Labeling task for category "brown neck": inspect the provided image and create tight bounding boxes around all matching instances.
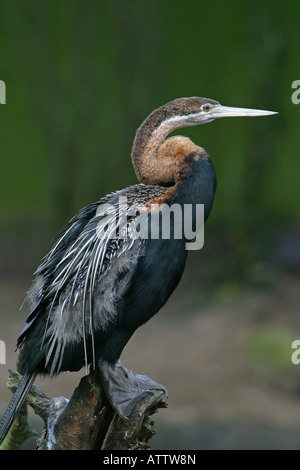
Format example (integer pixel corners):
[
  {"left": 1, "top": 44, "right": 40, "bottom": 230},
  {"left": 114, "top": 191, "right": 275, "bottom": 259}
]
[{"left": 131, "top": 110, "right": 201, "bottom": 186}]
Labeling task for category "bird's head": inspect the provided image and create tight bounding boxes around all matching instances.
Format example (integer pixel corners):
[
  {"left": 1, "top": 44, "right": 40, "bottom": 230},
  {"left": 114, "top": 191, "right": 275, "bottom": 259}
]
[{"left": 158, "top": 97, "right": 277, "bottom": 127}]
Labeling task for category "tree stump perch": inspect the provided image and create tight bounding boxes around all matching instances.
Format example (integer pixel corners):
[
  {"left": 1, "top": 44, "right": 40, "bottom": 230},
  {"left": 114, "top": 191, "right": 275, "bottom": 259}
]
[{"left": 0, "top": 369, "right": 167, "bottom": 450}]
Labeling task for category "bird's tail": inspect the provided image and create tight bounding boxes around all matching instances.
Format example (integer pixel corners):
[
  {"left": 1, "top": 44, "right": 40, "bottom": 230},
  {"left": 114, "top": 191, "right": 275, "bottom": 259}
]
[{"left": 0, "top": 371, "right": 37, "bottom": 445}]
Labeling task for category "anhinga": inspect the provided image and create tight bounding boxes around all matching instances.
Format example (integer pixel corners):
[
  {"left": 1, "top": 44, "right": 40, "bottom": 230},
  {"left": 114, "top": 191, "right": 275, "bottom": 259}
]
[{"left": 0, "top": 97, "right": 276, "bottom": 444}]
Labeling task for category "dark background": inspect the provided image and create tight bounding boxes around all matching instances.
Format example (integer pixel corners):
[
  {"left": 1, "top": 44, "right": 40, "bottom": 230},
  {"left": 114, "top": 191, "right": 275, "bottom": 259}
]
[{"left": 1, "top": 0, "right": 300, "bottom": 449}]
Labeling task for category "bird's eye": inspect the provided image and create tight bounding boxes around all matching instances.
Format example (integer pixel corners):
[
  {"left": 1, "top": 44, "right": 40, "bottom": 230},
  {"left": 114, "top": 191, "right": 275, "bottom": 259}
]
[{"left": 201, "top": 103, "right": 213, "bottom": 112}]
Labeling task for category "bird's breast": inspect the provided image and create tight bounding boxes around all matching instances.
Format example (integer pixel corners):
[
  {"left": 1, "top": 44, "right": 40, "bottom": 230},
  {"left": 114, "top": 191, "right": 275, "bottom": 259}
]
[{"left": 121, "top": 237, "right": 187, "bottom": 328}]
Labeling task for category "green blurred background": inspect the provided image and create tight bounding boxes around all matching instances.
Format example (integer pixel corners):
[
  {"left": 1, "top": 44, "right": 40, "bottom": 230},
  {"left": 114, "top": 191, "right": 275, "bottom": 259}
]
[{"left": 1, "top": 0, "right": 300, "bottom": 450}]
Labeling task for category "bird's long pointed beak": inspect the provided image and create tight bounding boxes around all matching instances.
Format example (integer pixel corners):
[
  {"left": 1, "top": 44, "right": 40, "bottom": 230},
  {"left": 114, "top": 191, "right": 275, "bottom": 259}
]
[{"left": 210, "top": 104, "right": 278, "bottom": 119}]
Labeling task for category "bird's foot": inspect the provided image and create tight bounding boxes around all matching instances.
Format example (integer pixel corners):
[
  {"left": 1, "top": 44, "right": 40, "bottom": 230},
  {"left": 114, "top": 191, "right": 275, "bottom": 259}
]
[{"left": 99, "top": 360, "right": 168, "bottom": 420}]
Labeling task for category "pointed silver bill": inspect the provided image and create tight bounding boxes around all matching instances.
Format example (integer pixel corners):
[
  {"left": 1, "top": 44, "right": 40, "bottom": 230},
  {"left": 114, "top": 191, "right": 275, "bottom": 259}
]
[{"left": 209, "top": 104, "right": 278, "bottom": 119}]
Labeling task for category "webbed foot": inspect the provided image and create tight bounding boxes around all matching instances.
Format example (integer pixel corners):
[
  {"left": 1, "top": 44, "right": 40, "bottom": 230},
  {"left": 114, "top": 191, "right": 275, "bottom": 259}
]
[{"left": 99, "top": 360, "right": 168, "bottom": 419}]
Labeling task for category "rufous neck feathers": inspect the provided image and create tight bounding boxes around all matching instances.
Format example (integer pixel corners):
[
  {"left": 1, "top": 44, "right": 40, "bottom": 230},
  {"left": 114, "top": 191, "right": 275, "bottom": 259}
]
[{"left": 131, "top": 113, "right": 203, "bottom": 186}]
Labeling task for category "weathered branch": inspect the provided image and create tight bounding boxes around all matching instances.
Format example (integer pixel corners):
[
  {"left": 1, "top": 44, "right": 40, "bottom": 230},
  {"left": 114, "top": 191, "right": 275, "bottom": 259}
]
[{"left": 1, "top": 369, "right": 167, "bottom": 450}]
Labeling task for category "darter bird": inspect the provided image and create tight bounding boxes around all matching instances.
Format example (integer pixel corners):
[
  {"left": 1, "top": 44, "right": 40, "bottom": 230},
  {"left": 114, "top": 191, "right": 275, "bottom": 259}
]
[{"left": 0, "top": 97, "right": 277, "bottom": 444}]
